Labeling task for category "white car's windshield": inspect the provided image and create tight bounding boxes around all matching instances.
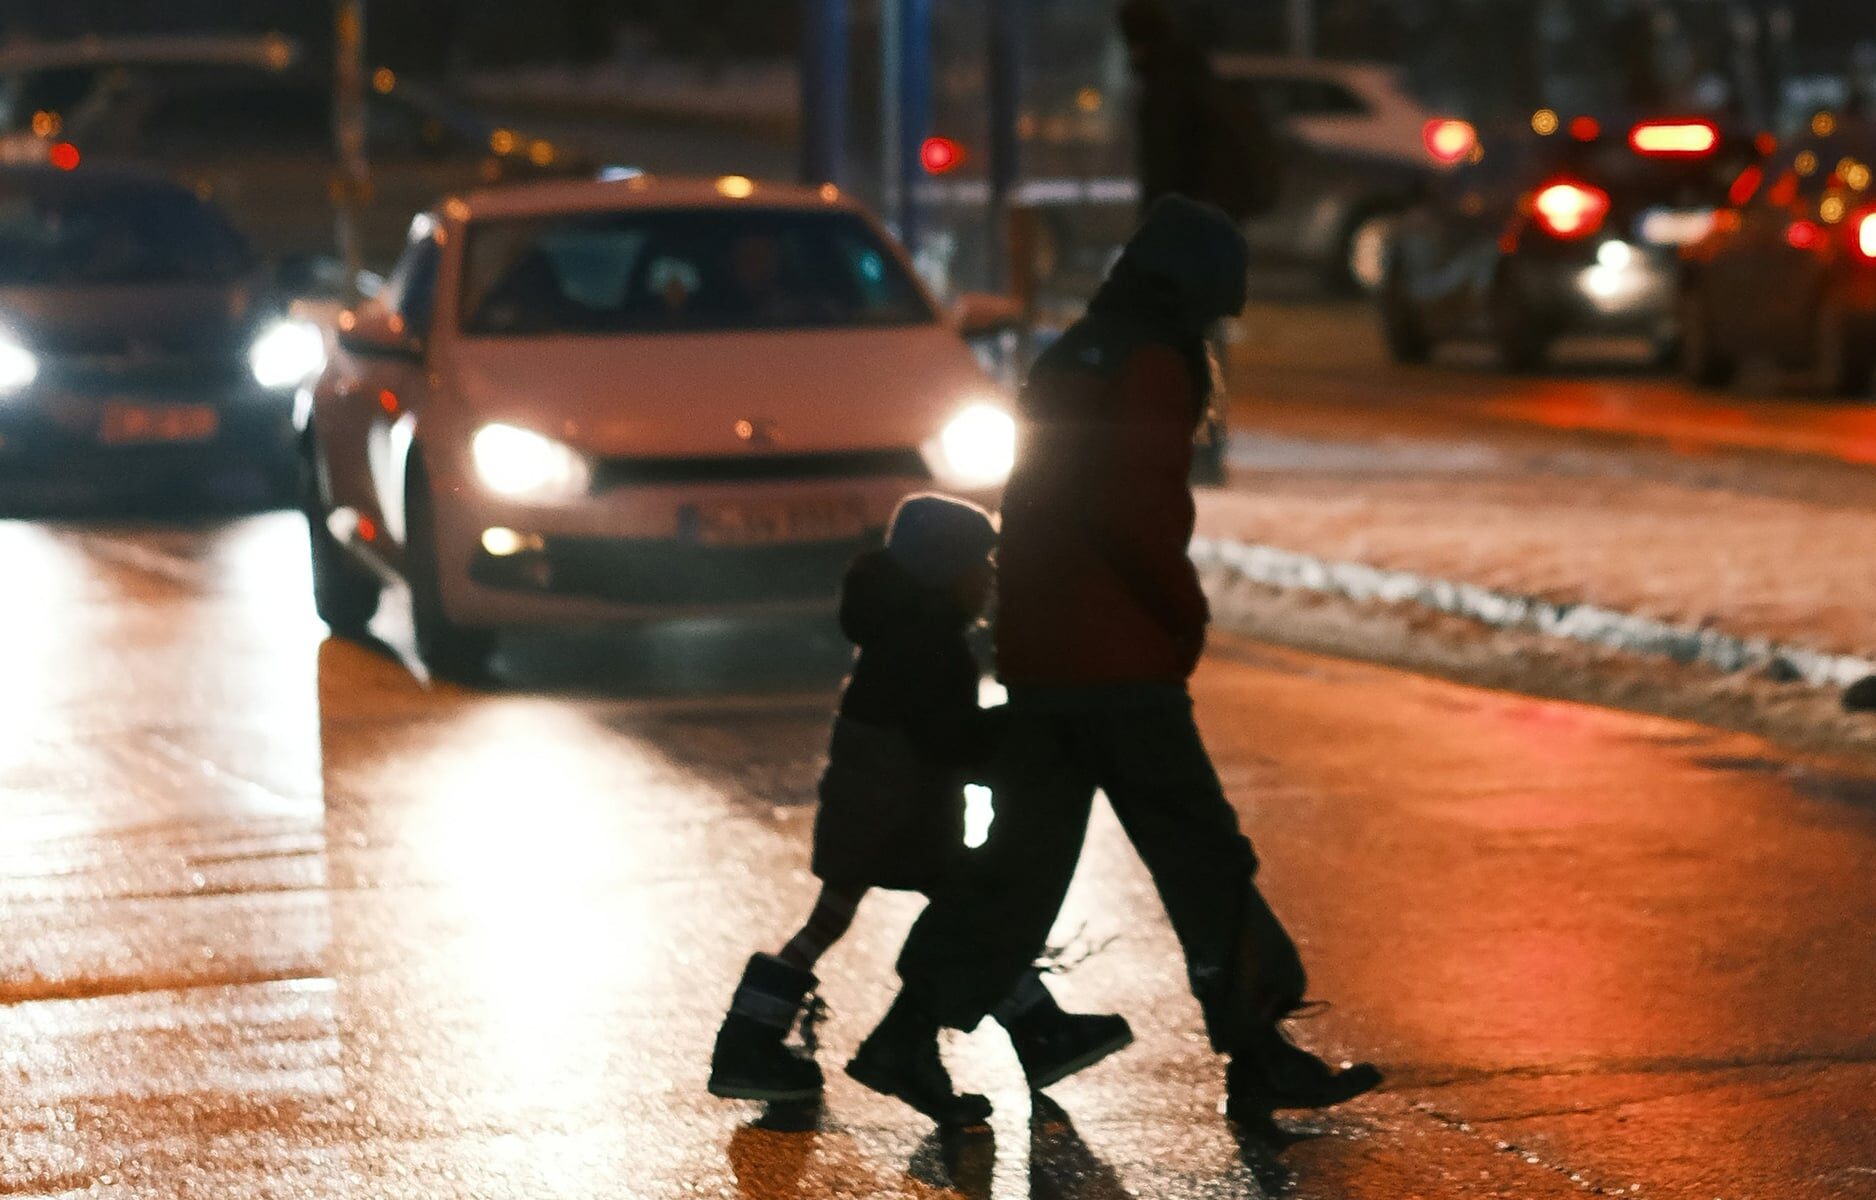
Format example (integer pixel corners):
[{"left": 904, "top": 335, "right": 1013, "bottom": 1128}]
[{"left": 459, "top": 208, "right": 935, "bottom": 336}]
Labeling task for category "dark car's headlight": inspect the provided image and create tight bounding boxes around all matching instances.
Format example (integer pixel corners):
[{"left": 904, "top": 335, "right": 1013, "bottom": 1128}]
[
  {"left": 0, "top": 330, "right": 39, "bottom": 395},
  {"left": 249, "top": 319, "right": 326, "bottom": 390}
]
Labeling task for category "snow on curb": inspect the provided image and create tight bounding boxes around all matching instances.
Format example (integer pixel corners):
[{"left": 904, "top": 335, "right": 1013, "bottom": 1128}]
[{"left": 1191, "top": 537, "right": 1876, "bottom": 692}]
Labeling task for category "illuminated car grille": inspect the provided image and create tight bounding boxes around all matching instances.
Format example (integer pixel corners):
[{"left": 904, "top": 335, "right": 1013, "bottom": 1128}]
[{"left": 591, "top": 448, "right": 929, "bottom": 490}]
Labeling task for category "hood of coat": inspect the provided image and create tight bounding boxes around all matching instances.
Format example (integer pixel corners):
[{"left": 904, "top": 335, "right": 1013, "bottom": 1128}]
[
  {"left": 838, "top": 549, "right": 966, "bottom": 648},
  {"left": 1094, "top": 194, "right": 1250, "bottom": 336}
]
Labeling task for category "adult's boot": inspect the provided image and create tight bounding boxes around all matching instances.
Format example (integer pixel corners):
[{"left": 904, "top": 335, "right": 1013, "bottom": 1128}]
[
  {"left": 708, "top": 953, "right": 824, "bottom": 1102},
  {"left": 994, "top": 970, "right": 1134, "bottom": 1091},
  {"left": 1224, "top": 1022, "right": 1382, "bottom": 1120}
]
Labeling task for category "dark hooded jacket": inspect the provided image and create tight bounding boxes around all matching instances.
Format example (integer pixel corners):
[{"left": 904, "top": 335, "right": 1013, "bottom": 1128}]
[
  {"left": 814, "top": 549, "right": 1001, "bottom": 891},
  {"left": 996, "top": 196, "right": 1249, "bottom": 689}
]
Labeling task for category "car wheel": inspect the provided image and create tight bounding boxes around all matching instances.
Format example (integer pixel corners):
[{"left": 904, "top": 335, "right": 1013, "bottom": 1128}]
[
  {"left": 404, "top": 457, "right": 497, "bottom": 683},
  {"left": 1679, "top": 286, "right": 1736, "bottom": 387},
  {"left": 1813, "top": 289, "right": 1873, "bottom": 397},
  {"left": 1490, "top": 270, "right": 1549, "bottom": 373},
  {"left": 1327, "top": 209, "right": 1396, "bottom": 296},
  {"left": 301, "top": 438, "right": 380, "bottom": 637},
  {"left": 1379, "top": 254, "right": 1433, "bottom": 365}
]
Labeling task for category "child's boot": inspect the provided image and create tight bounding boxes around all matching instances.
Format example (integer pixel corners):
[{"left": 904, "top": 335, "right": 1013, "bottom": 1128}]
[
  {"left": 994, "top": 970, "right": 1134, "bottom": 1091},
  {"left": 708, "top": 953, "right": 825, "bottom": 1102},
  {"left": 847, "top": 991, "right": 991, "bottom": 1126}
]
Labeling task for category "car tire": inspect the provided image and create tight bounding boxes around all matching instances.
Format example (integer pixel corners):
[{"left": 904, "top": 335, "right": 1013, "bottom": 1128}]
[
  {"left": 1813, "top": 289, "right": 1873, "bottom": 397},
  {"left": 1326, "top": 208, "right": 1396, "bottom": 296},
  {"left": 404, "top": 456, "right": 497, "bottom": 683},
  {"left": 301, "top": 438, "right": 380, "bottom": 638},
  {"left": 1490, "top": 270, "right": 1549, "bottom": 373},
  {"left": 1379, "top": 254, "right": 1433, "bottom": 365},
  {"left": 1679, "top": 286, "right": 1736, "bottom": 388}
]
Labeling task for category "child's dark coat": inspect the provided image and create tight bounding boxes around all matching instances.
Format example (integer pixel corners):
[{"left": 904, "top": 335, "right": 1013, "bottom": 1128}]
[{"left": 812, "top": 549, "right": 1000, "bottom": 892}]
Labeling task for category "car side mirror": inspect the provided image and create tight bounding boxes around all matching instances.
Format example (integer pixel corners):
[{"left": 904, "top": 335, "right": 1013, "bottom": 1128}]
[
  {"left": 952, "top": 292, "right": 1025, "bottom": 340},
  {"left": 337, "top": 304, "right": 424, "bottom": 362}
]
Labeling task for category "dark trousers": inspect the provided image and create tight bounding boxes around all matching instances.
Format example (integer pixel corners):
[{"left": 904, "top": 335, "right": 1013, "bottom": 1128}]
[{"left": 896, "top": 685, "right": 1305, "bottom": 1051}]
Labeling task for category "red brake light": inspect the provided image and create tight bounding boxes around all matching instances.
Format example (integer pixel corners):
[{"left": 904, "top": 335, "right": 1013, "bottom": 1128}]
[
  {"left": 1568, "top": 116, "right": 1602, "bottom": 142},
  {"left": 1854, "top": 211, "right": 1876, "bottom": 261},
  {"left": 48, "top": 141, "right": 80, "bottom": 171},
  {"left": 1728, "top": 164, "right": 1764, "bottom": 207},
  {"left": 1532, "top": 181, "right": 1611, "bottom": 239},
  {"left": 1422, "top": 119, "right": 1477, "bottom": 165},
  {"left": 1629, "top": 119, "right": 1719, "bottom": 158},
  {"left": 1785, "top": 219, "right": 1820, "bottom": 250},
  {"left": 919, "top": 136, "right": 963, "bottom": 175}
]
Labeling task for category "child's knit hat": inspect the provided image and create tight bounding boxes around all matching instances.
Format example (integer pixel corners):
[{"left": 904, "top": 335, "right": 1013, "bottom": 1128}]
[{"left": 885, "top": 494, "right": 997, "bottom": 589}]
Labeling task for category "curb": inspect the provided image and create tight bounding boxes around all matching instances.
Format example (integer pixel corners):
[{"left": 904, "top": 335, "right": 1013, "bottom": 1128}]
[{"left": 1190, "top": 537, "right": 1876, "bottom": 693}]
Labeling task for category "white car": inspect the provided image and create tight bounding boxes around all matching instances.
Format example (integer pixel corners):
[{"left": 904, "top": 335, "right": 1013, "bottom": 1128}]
[
  {"left": 1212, "top": 56, "right": 1466, "bottom": 291},
  {"left": 300, "top": 174, "right": 1018, "bottom": 677}
]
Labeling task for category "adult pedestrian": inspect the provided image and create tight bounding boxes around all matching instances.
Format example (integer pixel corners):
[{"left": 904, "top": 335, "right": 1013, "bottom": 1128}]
[{"left": 847, "top": 196, "right": 1382, "bottom": 1123}]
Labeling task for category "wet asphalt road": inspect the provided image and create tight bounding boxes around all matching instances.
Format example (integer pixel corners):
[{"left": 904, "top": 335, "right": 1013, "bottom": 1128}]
[{"left": 4, "top": 498, "right": 1875, "bottom": 1199}]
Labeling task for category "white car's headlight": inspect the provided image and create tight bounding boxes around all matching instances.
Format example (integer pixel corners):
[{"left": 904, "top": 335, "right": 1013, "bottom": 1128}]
[
  {"left": 0, "top": 331, "right": 39, "bottom": 394},
  {"left": 249, "top": 319, "right": 326, "bottom": 390},
  {"left": 472, "top": 423, "right": 591, "bottom": 500},
  {"left": 939, "top": 403, "right": 1016, "bottom": 488}
]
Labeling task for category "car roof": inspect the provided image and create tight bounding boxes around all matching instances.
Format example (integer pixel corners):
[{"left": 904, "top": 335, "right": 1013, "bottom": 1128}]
[
  {"left": 0, "top": 162, "right": 198, "bottom": 196},
  {"left": 0, "top": 34, "right": 300, "bottom": 75},
  {"left": 452, "top": 175, "right": 862, "bottom": 222}
]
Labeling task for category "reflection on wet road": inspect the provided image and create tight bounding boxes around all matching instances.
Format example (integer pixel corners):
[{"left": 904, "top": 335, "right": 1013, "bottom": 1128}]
[{"left": 3, "top": 511, "right": 1874, "bottom": 1198}]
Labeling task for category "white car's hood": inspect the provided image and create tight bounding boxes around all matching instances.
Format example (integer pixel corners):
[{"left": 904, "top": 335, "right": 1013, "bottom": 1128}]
[{"left": 444, "top": 323, "right": 998, "bottom": 458}]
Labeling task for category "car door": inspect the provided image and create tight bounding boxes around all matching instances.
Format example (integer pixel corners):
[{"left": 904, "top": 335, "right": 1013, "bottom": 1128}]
[
  {"left": 317, "top": 221, "right": 439, "bottom": 548},
  {"left": 365, "top": 226, "right": 442, "bottom": 551}
]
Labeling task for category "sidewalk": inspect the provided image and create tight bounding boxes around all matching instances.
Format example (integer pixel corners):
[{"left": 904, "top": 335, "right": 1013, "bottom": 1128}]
[{"left": 1193, "top": 305, "right": 1876, "bottom": 747}]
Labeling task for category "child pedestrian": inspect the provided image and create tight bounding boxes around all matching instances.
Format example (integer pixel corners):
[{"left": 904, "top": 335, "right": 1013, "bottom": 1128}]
[{"left": 707, "top": 494, "right": 1131, "bottom": 1125}]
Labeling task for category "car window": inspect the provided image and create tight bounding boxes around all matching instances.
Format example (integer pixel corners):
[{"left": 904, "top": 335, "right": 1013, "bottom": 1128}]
[
  {"left": 130, "top": 80, "right": 330, "bottom": 156},
  {"left": 1244, "top": 77, "right": 1369, "bottom": 119},
  {"left": 381, "top": 221, "right": 442, "bottom": 336},
  {"left": 459, "top": 208, "right": 936, "bottom": 337},
  {"left": 0, "top": 177, "right": 252, "bottom": 285}
]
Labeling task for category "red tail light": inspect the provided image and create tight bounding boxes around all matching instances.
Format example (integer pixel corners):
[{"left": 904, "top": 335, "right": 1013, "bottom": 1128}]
[
  {"left": 1855, "top": 210, "right": 1876, "bottom": 261},
  {"left": 1568, "top": 115, "right": 1602, "bottom": 142},
  {"left": 1629, "top": 119, "right": 1719, "bottom": 157},
  {"left": 1727, "top": 164, "right": 1764, "bottom": 207},
  {"left": 919, "top": 136, "right": 963, "bottom": 175},
  {"left": 48, "top": 141, "right": 79, "bottom": 171},
  {"left": 1422, "top": 118, "right": 1477, "bottom": 165},
  {"left": 1532, "top": 181, "right": 1611, "bottom": 239},
  {"left": 1785, "top": 220, "right": 1820, "bottom": 250}
]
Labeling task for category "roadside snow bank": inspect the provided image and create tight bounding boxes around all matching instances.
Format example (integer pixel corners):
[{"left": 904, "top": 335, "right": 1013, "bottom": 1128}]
[{"left": 1192, "top": 537, "right": 1876, "bottom": 691}]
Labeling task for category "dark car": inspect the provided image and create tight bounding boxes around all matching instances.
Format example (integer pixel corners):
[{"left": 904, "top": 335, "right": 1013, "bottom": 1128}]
[
  {"left": 0, "top": 166, "right": 320, "bottom": 499},
  {"left": 1680, "top": 116, "right": 1876, "bottom": 395},
  {"left": 0, "top": 36, "right": 586, "bottom": 272},
  {"left": 1381, "top": 114, "right": 1759, "bottom": 370}
]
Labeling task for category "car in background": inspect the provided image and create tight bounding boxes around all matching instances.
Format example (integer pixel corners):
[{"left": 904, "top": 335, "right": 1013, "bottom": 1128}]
[
  {"left": 0, "top": 34, "right": 586, "bottom": 272},
  {"left": 0, "top": 165, "right": 322, "bottom": 499},
  {"left": 1680, "top": 115, "right": 1876, "bottom": 395},
  {"left": 301, "top": 175, "right": 1019, "bottom": 678},
  {"left": 1381, "top": 112, "right": 1759, "bottom": 370},
  {"left": 1213, "top": 55, "right": 1465, "bottom": 291}
]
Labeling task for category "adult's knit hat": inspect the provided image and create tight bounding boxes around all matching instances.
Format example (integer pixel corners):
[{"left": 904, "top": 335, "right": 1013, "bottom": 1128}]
[{"left": 885, "top": 493, "right": 998, "bottom": 589}]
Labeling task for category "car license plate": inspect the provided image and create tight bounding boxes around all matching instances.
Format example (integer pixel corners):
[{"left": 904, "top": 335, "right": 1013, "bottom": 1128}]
[
  {"left": 695, "top": 497, "right": 868, "bottom": 546},
  {"left": 98, "top": 402, "right": 219, "bottom": 446},
  {"left": 1638, "top": 207, "right": 1716, "bottom": 246}
]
